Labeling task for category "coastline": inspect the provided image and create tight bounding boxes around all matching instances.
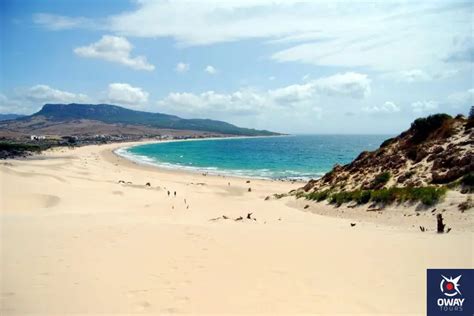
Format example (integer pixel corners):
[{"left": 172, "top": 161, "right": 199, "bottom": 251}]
[
  {"left": 113, "top": 136, "right": 311, "bottom": 182},
  {"left": 1, "top": 143, "right": 472, "bottom": 314}
]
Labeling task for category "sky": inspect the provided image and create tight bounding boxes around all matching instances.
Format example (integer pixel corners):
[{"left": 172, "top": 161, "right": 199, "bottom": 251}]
[{"left": 0, "top": 0, "right": 472, "bottom": 134}]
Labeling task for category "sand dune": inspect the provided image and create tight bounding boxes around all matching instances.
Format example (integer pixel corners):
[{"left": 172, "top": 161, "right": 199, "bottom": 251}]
[{"left": 1, "top": 142, "right": 472, "bottom": 315}]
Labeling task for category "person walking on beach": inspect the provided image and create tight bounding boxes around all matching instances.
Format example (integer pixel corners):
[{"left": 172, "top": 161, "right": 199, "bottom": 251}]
[{"left": 167, "top": 191, "right": 170, "bottom": 197}]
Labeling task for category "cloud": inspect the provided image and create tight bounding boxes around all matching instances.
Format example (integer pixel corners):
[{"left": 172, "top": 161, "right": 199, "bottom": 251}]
[
  {"left": 444, "top": 37, "right": 473, "bottom": 63},
  {"left": 447, "top": 88, "right": 474, "bottom": 108},
  {"left": 158, "top": 89, "right": 267, "bottom": 116},
  {"left": 175, "top": 62, "right": 190, "bottom": 73},
  {"left": 364, "top": 101, "right": 400, "bottom": 114},
  {"left": 411, "top": 100, "right": 438, "bottom": 113},
  {"left": 33, "top": 13, "right": 95, "bottom": 30},
  {"left": 0, "top": 85, "right": 89, "bottom": 114},
  {"left": 158, "top": 72, "right": 370, "bottom": 117},
  {"left": 36, "top": 2, "right": 470, "bottom": 72},
  {"left": 204, "top": 65, "right": 217, "bottom": 75},
  {"left": 0, "top": 93, "right": 28, "bottom": 114},
  {"left": 269, "top": 72, "right": 370, "bottom": 104},
  {"left": 390, "top": 69, "right": 432, "bottom": 83},
  {"left": 106, "top": 83, "right": 149, "bottom": 108},
  {"left": 312, "top": 72, "right": 371, "bottom": 98},
  {"left": 74, "top": 35, "right": 155, "bottom": 71},
  {"left": 384, "top": 69, "right": 461, "bottom": 82},
  {"left": 26, "top": 85, "right": 89, "bottom": 103}
]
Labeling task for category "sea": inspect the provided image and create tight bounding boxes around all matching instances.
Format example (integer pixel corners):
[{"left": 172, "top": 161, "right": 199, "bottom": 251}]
[{"left": 116, "top": 135, "right": 391, "bottom": 181}]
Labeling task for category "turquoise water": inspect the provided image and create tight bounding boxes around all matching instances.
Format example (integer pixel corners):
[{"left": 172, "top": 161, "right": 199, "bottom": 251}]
[{"left": 119, "top": 135, "right": 390, "bottom": 180}]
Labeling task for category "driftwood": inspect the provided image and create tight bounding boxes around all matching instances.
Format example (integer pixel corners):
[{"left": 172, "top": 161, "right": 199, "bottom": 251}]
[
  {"left": 367, "top": 208, "right": 382, "bottom": 212},
  {"left": 419, "top": 226, "right": 426, "bottom": 232},
  {"left": 209, "top": 215, "right": 229, "bottom": 221}
]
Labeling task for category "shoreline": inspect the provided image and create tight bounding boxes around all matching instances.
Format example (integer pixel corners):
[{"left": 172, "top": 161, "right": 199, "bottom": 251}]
[{"left": 113, "top": 137, "right": 311, "bottom": 183}]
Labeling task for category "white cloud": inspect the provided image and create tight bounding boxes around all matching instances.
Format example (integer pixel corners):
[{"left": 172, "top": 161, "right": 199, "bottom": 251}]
[
  {"left": 384, "top": 69, "right": 460, "bottom": 82},
  {"left": 268, "top": 76, "right": 276, "bottom": 81},
  {"left": 159, "top": 89, "right": 267, "bottom": 116},
  {"left": 74, "top": 35, "right": 155, "bottom": 71},
  {"left": 312, "top": 72, "right": 371, "bottom": 98},
  {"left": 26, "top": 85, "right": 89, "bottom": 103},
  {"left": 33, "top": 13, "right": 95, "bottom": 30},
  {"left": 364, "top": 101, "right": 400, "bottom": 114},
  {"left": 158, "top": 72, "right": 370, "bottom": 117},
  {"left": 205, "top": 65, "right": 217, "bottom": 75},
  {"left": 411, "top": 100, "right": 438, "bottom": 113},
  {"left": 447, "top": 88, "right": 474, "bottom": 108},
  {"left": 444, "top": 37, "right": 473, "bottom": 63},
  {"left": 390, "top": 69, "right": 432, "bottom": 83},
  {"left": 0, "top": 93, "right": 27, "bottom": 114},
  {"left": 106, "top": 83, "right": 149, "bottom": 108},
  {"left": 36, "top": 2, "right": 470, "bottom": 72},
  {"left": 269, "top": 72, "right": 370, "bottom": 104},
  {"left": 175, "top": 62, "right": 190, "bottom": 73},
  {"left": 0, "top": 85, "right": 89, "bottom": 114}
]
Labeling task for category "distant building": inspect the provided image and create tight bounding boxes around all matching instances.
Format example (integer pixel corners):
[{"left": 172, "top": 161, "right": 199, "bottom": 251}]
[{"left": 30, "top": 135, "right": 46, "bottom": 140}]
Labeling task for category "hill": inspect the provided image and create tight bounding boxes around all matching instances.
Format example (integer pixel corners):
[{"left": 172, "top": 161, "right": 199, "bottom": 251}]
[
  {"left": 0, "top": 104, "right": 278, "bottom": 138},
  {"left": 295, "top": 113, "right": 473, "bottom": 207},
  {"left": 0, "top": 114, "right": 25, "bottom": 121},
  {"left": 4, "top": 103, "right": 278, "bottom": 137}
]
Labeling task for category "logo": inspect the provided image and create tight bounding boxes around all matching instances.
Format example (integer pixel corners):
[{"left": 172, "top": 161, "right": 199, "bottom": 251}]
[
  {"left": 440, "top": 275, "right": 462, "bottom": 297},
  {"left": 427, "top": 269, "right": 473, "bottom": 316}
]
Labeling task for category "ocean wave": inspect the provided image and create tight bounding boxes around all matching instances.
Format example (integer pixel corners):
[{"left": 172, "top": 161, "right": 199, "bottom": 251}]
[{"left": 114, "top": 147, "right": 323, "bottom": 181}]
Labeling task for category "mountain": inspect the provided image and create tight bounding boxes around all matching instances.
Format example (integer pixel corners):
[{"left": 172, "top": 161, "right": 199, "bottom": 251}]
[
  {"left": 298, "top": 113, "right": 473, "bottom": 200},
  {"left": 0, "top": 114, "right": 25, "bottom": 121},
  {"left": 3, "top": 103, "right": 279, "bottom": 136}
]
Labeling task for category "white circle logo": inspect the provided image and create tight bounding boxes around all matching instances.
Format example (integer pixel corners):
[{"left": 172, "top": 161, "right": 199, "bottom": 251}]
[{"left": 440, "top": 275, "right": 462, "bottom": 297}]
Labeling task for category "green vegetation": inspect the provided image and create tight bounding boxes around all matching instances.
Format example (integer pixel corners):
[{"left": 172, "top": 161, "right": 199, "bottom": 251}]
[
  {"left": 0, "top": 142, "right": 44, "bottom": 152},
  {"left": 0, "top": 141, "right": 52, "bottom": 159},
  {"left": 306, "top": 190, "right": 331, "bottom": 202},
  {"left": 35, "top": 103, "right": 279, "bottom": 136},
  {"left": 372, "top": 172, "right": 391, "bottom": 188},
  {"left": 410, "top": 114, "right": 453, "bottom": 144},
  {"left": 301, "top": 186, "right": 447, "bottom": 206}
]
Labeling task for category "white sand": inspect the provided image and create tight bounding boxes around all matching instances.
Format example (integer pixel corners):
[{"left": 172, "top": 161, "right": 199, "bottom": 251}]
[{"left": 1, "top": 142, "right": 472, "bottom": 315}]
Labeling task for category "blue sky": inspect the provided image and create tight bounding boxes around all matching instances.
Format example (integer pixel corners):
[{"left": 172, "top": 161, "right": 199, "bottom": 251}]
[{"left": 0, "top": 0, "right": 472, "bottom": 134}]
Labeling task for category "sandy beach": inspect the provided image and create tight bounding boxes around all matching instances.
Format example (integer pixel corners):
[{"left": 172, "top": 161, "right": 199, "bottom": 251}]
[{"left": 1, "top": 141, "right": 472, "bottom": 315}]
